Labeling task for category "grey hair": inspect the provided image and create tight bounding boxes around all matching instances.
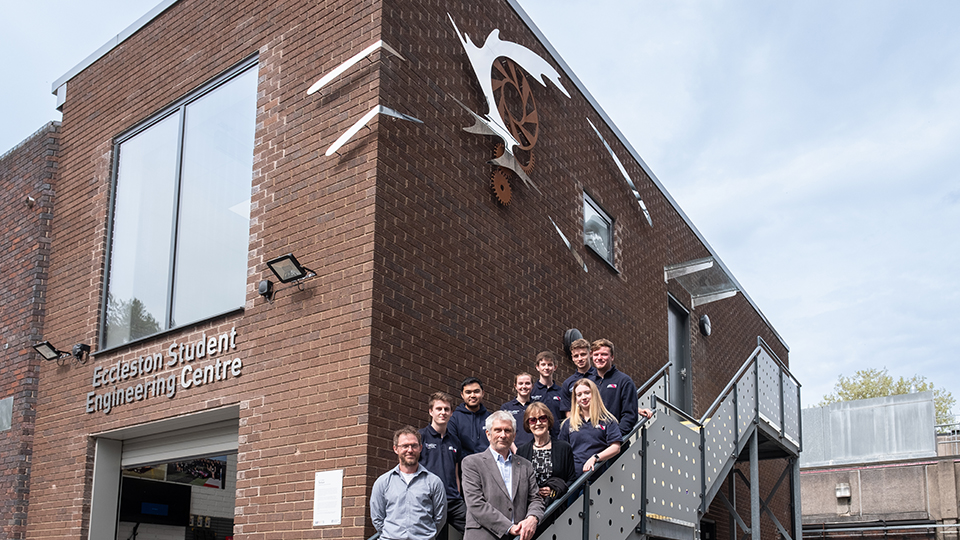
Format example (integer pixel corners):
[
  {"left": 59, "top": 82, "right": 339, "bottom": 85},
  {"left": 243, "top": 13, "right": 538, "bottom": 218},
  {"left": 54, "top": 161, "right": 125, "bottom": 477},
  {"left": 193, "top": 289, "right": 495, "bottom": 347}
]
[{"left": 485, "top": 410, "right": 516, "bottom": 432}]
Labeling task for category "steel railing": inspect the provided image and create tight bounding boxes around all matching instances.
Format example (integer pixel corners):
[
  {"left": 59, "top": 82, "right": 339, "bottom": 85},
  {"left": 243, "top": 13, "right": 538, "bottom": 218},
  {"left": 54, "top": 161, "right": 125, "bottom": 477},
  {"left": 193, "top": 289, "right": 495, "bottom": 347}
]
[{"left": 365, "top": 340, "right": 801, "bottom": 540}]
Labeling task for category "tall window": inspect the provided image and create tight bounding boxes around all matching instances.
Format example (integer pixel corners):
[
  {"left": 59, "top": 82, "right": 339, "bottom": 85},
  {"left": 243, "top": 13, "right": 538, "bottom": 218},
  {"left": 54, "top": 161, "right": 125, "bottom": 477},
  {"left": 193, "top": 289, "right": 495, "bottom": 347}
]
[{"left": 102, "top": 61, "right": 258, "bottom": 349}]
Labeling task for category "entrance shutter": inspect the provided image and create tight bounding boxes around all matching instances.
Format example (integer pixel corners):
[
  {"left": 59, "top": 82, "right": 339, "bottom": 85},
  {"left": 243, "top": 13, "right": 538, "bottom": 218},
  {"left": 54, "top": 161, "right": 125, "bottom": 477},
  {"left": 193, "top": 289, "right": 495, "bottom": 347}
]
[{"left": 121, "top": 419, "right": 238, "bottom": 467}]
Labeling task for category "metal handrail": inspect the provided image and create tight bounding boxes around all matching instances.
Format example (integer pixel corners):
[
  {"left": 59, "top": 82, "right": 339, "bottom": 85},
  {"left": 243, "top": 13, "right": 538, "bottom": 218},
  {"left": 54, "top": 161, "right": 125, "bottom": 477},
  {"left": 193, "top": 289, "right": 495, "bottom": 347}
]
[
  {"left": 531, "top": 362, "right": 672, "bottom": 526},
  {"left": 522, "top": 403, "right": 658, "bottom": 539},
  {"left": 636, "top": 361, "right": 672, "bottom": 399},
  {"left": 653, "top": 394, "right": 702, "bottom": 427},
  {"left": 700, "top": 346, "right": 760, "bottom": 424},
  {"left": 757, "top": 336, "right": 801, "bottom": 388}
]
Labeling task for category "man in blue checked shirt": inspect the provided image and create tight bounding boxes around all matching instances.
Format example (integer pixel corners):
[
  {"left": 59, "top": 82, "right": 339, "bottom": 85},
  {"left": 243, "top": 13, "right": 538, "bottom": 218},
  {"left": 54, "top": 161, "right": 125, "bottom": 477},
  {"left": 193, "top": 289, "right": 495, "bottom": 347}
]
[{"left": 371, "top": 426, "right": 447, "bottom": 540}]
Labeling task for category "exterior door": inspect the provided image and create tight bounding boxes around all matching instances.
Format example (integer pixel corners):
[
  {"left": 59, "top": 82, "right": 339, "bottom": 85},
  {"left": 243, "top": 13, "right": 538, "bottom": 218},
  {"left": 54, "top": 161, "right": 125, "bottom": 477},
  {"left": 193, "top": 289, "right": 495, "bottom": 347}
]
[{"left": 668, "top": 299, "right": 692, "bottom": 414}]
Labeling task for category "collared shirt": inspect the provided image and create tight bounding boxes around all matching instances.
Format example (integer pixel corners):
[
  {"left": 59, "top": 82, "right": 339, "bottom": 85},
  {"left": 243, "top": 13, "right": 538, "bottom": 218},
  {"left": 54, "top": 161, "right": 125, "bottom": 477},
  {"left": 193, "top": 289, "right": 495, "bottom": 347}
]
[
  {"left": 370, "top": 463, "right": 446, "bottom": 540},
  {"left": 558, "top": 416, "right": 622, "bottom": 473},
  {"left": 560, "top": 367, "right": 598, "bottom": 412},
  {"left": 589, "top": 365, "right": 638, "bottom": 437},
  {"left": 531, "top": 380, "right": 567, "bottom": 436},
  {"left": 500, "top": 398, "right": 533, "bottom": 448},
  {"left": 419, "top": 424, "right": 463, "bottom": 501},
  {"left": 490, "top": 447, "right": 513, "bottom": 501}
]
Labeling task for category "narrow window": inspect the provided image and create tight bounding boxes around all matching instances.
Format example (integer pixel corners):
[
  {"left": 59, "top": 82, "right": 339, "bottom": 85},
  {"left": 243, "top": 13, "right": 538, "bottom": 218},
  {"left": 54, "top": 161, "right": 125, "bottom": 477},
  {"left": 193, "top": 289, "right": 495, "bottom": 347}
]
[{"left": 583, "top": 192, "right": 614, "bottom": 266}]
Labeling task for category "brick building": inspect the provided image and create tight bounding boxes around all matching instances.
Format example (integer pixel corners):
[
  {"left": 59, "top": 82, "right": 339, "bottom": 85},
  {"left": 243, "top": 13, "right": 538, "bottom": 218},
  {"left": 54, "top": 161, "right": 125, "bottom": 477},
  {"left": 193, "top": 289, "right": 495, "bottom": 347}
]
[
  {"left": 0, "top": 122, "right": 59, "bottom": 540},
  {"left": 19, "top": 0, "right": 798, "bottom": 538}
]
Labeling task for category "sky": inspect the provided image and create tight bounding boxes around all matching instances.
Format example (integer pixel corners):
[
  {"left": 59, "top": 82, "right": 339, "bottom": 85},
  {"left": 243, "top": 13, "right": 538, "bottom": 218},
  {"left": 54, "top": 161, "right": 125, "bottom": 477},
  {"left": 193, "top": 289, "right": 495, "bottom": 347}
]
[{"left": 3, "top": 0, "right": 959, "bottom": 411}]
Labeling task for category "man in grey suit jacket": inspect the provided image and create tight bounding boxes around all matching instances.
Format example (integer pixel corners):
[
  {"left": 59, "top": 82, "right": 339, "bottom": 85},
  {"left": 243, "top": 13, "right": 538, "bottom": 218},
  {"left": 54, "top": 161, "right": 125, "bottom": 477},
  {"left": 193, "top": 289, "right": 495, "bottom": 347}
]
[{"left": 461, "top": 410, "right": 545, "bottom": 540}]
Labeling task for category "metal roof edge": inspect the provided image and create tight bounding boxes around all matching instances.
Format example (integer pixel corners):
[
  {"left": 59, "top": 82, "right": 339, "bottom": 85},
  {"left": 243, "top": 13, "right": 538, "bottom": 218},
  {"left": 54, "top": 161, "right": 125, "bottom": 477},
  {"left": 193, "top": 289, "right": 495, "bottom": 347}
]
[
  {"left": 505, "top": 0, "right": 789, "bottom": 352},
  {"left": 50, "top": 0, "right": 181, "bottom": 94}
]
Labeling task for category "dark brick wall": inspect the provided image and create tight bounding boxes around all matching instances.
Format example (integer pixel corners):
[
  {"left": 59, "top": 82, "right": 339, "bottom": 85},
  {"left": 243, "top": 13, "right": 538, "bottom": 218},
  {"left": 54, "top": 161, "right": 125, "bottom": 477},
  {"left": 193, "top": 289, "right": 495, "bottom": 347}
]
[
  {"left": 370, "top": 0, "right": 792, "bottom": 536},
  {"left": 0, "top": 122, "right": 60, "bottom": 540},
  {"left": 367, "top": 0, "right": 789, "bottom": 446}
]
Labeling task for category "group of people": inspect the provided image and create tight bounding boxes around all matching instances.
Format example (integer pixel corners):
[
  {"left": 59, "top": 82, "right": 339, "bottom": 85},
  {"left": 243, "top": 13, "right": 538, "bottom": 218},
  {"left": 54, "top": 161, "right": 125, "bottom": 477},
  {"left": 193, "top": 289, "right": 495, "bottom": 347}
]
[{"left": 370, "top": 338, "right": 654, "bottom": 540}]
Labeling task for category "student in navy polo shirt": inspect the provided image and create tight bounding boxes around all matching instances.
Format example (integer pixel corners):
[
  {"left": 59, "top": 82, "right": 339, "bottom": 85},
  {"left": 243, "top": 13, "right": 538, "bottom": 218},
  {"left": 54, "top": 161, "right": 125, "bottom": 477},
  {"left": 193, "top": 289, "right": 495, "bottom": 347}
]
[
  {"left": 560, "top": 338, "right": 596, "bottom": 417},
  {"left": 500, "top": 372, "right": 534, "bottom": 450},
  {"left": 448, "top": 377, "right": 491, "bottom": 457},
  {"left": 589, "top": 338, "right": 642, "bottom": 437},
  {"left": 419, "top": 391, "right": 465, "bottom": 540},
  {"left": 558, "top": 378, "right": 622, "bottom": 472},
  {"left": 530, "top": 351, "right": 566, "bottom": 435}
]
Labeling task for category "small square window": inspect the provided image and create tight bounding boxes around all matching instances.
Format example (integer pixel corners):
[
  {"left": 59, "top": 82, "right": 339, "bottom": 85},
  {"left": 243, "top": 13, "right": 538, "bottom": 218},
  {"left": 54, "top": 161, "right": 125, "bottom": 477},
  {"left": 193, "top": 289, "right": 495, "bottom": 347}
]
[{"left": 583, "top": 192, "right": 614, "bottom": 266}]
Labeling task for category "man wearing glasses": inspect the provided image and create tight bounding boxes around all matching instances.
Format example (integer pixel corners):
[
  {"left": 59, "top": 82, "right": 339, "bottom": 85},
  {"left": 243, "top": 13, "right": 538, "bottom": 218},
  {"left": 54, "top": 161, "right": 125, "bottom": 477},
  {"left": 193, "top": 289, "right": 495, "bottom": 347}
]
[{"left": 371, "top": 426, "right": 447, "bottom": 540}]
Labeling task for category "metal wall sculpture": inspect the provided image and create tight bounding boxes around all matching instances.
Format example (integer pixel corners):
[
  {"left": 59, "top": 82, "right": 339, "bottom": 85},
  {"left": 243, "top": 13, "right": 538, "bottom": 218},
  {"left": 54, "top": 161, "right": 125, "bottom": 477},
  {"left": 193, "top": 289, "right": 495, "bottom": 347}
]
[{"left": 448, "top": 14, "right": 570, "bottom": 203}]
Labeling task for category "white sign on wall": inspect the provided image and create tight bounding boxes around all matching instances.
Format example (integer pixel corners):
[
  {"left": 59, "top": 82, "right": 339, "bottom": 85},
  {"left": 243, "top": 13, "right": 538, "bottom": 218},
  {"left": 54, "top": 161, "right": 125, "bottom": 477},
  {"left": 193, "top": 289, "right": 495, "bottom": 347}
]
[{"left": 312, "top": 469, "right": 344, "bottom": 526}]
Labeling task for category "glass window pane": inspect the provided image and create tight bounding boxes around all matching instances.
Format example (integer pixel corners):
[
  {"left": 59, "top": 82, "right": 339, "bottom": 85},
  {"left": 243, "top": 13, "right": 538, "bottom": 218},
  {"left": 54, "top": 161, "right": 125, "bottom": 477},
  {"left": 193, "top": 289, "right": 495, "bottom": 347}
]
[
  {"left": 104, "top": 113, "right": 180, "bottom": 347},
  {"left": 172, "top": 67, "right": 257, "bottom": 326},
  {"left": 584, "top": 195, "right": 613, "bottom": 263}
]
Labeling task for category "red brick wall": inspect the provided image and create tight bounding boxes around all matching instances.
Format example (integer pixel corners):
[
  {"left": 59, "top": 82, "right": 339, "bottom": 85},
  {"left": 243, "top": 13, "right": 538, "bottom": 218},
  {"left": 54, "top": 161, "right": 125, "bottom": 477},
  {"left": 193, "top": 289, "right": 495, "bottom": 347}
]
[
  {"left": 0, "top": 122, "right": 60, "bottom": 540},
  {"left": 29, "top": 0, "right": 791, "bottom": 538},
  {"left": 29, "top": 0, "right": 383, "bottom": 537}
]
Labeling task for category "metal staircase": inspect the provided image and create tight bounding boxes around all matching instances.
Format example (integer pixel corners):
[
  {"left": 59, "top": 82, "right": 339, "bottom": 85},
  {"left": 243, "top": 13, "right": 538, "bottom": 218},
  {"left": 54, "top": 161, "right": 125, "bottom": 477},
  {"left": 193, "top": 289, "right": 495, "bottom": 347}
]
[{"left": 535, "top": 338, "right": 802, "bottom": 540}]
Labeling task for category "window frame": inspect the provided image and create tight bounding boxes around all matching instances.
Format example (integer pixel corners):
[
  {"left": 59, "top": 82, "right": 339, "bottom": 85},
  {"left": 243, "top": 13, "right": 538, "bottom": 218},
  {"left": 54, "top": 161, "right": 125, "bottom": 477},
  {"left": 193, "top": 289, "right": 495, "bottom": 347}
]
[
  {"left": 582, "top": 190, "right": 617, "bottom": 270},
  {"left": 98, "top": 55, "right": 258, "bottom": 352}
]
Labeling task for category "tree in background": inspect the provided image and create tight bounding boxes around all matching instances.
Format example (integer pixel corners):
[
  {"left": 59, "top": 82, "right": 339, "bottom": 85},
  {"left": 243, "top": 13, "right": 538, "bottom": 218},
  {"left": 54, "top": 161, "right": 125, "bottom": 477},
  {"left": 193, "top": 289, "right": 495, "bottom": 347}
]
[
  {"left": 821, "top": 367, "right": 956, "bottom": 428},
  {"left": 104, "top": 294, "right": 162, "bottom": 347}
]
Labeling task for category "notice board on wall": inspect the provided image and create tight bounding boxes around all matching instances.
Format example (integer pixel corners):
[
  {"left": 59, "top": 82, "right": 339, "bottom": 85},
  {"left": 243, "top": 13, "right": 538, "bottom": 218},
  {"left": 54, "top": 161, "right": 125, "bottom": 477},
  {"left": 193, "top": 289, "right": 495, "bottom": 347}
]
[{"left": 312, "top": 469, "right": 344, "bottom": 526}]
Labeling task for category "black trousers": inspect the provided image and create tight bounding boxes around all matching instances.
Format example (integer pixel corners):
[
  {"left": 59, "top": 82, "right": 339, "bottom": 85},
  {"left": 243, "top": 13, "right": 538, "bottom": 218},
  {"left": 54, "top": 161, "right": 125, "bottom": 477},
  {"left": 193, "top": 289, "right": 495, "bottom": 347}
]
[{"left": 437, "top": 498, "right": 466, "bottom": 540}]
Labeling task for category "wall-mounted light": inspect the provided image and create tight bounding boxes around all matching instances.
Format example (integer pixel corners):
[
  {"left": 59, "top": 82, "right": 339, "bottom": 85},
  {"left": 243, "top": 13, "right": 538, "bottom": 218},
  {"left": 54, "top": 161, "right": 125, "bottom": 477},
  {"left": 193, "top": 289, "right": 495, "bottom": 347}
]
[
  {"left": 563, "top": 328, "right": 584, "bottom": 359},
  {"left": 699, "top": 314, "right": 712, "bottom": 337},
  {"left": 261, "top": 254, "right": 316, "bottom": 302},
  {"left": 266, "top": 254, "right": 315, "bottom": 284},
  {"left": 33, "top": 341, "right": 90, "bottom": 366}
]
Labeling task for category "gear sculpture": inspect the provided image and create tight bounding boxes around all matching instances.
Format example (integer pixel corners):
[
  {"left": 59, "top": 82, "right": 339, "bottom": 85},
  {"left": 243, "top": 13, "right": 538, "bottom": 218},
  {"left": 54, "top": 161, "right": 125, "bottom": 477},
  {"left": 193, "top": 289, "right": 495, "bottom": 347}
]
[{"left": 490, "top": 59, "right": 539, "bottom": 205}]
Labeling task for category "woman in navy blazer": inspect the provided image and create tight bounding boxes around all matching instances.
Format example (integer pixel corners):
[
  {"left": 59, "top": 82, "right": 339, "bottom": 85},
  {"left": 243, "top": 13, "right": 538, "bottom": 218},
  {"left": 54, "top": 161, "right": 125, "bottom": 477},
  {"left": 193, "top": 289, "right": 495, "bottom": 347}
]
[{"left": 516, "top": 402, "right": 576, "bottom": 504}]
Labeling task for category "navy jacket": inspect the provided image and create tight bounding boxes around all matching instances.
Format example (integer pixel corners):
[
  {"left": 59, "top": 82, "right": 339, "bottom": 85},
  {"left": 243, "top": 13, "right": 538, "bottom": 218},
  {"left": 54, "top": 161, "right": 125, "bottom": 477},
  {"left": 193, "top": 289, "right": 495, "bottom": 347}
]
[
  {"left": 590, "top": 366, "right": 638, "bottom": 437},
  {"left": 448, "top": 403, "right": 490, "bottom": 457},
  {"left": 531, "top": 380, "right": 566, "bottom": 437}
]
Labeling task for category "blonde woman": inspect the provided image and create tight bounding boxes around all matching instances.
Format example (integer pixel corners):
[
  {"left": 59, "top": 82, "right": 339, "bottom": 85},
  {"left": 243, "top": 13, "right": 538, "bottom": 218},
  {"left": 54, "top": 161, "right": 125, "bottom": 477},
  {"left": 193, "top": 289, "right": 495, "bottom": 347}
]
[{"left": 558, "top": 378, "right": 622, "bottom": 472}]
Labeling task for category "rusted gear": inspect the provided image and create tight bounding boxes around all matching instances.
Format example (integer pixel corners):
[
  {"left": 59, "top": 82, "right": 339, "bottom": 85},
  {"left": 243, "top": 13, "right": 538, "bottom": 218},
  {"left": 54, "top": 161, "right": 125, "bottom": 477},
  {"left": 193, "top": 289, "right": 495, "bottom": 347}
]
[
  {"left": 518, "top": 149, "right": 535, "bottom": 175},
  {"left": 493, "top": 59, "right": 540, "bottom": 151},
  {"left": 491, "top": 168, "right": 512, "bottom": 205}
]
